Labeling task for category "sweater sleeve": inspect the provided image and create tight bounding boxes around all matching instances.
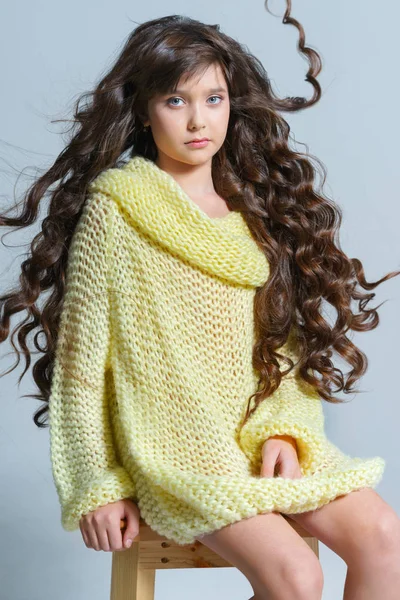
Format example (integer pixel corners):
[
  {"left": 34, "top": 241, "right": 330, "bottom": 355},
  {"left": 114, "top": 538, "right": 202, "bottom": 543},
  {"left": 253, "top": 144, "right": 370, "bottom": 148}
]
[
  {"left": 49, "top": 191, "right": 136, "bottom": 532},
  {"left": 237, "top": 328, "right": 331, "bottom": 477}
]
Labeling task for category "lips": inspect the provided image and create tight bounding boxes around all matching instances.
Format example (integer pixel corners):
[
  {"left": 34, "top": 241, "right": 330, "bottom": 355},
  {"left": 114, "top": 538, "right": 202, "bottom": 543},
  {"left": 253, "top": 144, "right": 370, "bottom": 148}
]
[{"left": 186, "top": 138, "right": 209, "bottom": 143}]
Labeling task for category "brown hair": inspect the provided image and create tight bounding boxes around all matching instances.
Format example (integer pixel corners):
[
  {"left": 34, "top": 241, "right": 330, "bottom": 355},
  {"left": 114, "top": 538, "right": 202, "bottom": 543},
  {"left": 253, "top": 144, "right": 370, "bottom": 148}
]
[{"left": 1, "top": 3, "right": 399, "bottom": 432}]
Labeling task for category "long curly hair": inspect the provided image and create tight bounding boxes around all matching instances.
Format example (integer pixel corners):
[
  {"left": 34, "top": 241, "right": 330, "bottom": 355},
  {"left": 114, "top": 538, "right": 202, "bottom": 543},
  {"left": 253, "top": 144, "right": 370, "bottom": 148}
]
[{"left": 1, "top": 3, "right": 399, "bottom": 432}]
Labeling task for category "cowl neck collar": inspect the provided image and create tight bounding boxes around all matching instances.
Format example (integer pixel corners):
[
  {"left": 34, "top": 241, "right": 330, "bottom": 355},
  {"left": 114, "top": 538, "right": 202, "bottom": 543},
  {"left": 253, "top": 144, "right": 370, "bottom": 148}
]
[{"left": 88, "top": 155, "right": 270, "bottom": 288}]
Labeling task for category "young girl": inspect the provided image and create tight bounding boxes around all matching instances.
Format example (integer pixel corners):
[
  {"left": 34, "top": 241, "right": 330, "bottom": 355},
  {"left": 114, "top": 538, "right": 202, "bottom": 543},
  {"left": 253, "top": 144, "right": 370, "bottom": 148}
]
[{"left": 2, "top": 7, "right": 400, "bottom": 600}]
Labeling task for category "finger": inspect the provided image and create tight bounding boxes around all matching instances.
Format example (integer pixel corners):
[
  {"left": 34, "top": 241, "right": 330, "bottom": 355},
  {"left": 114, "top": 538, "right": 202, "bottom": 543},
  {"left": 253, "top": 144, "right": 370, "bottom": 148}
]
[
  {"left": 80, "top": 520, "right": 100, "bottom": 550},
  {"left": 79, "top": 521, "right": 91, "bottom": 548},
  {"left": 260, "top": 449, "right": 280, "bottom": 477},
  {"left": 93, "top": 519, "right": 111, "bottom": 552},
  {"left": 107, "top": 519, "right": 125, "bottom": 552},
  {"left": 86, "top": 519, "right": 101, "bottom": 551},
  {"left": 279, "top": 462, "right": 302, "bottom": 479},
  {"left": 122, "top": 506, "right": 140, "bottom": 549},
  {"left": 291, "top": 460, "right": 303, "bottom": 478},
  {"left": 275, "top": 452, "right": 297, "bottom": 478},
  {"left": 294, "top": 466, "right": 303, "bottom": 478}
]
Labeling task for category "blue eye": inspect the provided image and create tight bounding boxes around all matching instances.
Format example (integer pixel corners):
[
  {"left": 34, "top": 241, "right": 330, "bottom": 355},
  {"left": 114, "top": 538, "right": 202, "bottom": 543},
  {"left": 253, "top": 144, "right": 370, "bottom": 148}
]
[
  {"left": 166, "top": 95, "right": 223, "bottom": 106},
  {"left": 167, "top": 97, "right": 183, "bottom": 106},
  {"left": 208, "top": 96, "right": 222, "bottom": 104}
]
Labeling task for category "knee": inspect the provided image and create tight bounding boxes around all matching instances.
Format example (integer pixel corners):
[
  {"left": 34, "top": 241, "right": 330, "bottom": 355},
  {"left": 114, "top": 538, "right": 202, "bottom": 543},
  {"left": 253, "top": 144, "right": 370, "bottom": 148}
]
[
  {"left": 284, "top": 556, "right": 324, "bottom": 600},
  {"left": 256, "top": 552, "right": 324, "bottom": 600},
  {"left": 349, "top": 510, "right": 400, "bottom": 568},
  {"left": 371, "top": 511, "right": 400, "bottom": 556}
]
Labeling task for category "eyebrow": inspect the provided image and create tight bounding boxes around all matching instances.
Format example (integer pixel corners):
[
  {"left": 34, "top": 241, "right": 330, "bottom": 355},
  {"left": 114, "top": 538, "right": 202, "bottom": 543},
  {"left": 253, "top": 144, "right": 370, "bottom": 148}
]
[{"left": 167, "top": 87, "right": 227, "bottom": 95}]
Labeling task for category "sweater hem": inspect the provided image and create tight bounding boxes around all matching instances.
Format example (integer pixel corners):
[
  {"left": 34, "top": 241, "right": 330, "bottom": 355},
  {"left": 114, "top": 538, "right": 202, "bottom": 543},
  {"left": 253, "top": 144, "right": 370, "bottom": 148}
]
[{"left": 136, "top": 457, "right": 385, "bottom": 546}]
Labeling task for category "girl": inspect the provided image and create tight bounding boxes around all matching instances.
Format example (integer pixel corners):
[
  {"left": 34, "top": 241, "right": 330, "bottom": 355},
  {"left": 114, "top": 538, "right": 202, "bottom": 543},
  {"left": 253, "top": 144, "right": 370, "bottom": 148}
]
[{"left": 2, "top": 6, "right": 400, "bottom": 600}]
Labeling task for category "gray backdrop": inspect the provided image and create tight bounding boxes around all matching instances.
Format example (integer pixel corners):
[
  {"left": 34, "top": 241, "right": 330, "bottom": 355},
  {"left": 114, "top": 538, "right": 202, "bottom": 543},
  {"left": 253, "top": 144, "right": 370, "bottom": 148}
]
[{"left": 1, "top": 1, "right": 399, "bottom": 599}]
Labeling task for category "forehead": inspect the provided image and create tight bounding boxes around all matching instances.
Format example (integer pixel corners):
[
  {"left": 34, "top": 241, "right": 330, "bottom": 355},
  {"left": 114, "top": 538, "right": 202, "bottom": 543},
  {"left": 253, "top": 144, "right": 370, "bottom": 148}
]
[
  {"left": 149, "top": 62, "right": 228, "bottom": 101},
  {"left": 175, "top": 63, "right": 227, "bottom": 91}
]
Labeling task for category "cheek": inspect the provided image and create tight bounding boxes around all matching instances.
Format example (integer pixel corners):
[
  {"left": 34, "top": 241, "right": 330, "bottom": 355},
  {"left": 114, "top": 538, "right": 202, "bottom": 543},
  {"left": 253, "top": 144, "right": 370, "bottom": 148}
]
[
  {"left": 154, "top": 114, "right": 184, "bottom": 141},
  {"left": 212, "top": 107, "right": 230, "bottom": 136}
]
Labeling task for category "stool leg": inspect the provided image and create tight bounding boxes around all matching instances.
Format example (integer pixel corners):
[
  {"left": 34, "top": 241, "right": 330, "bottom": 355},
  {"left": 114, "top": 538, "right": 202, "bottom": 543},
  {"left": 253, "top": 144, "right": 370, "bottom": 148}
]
[
  {"left": 305, "top": 537, "right": 319, "bottom": 558},
  {"left": 110, "top": 542, "right": 156, "bottom": 600},
  {"left": 136, "top": 569, "right": 156, "bottom": 600}
]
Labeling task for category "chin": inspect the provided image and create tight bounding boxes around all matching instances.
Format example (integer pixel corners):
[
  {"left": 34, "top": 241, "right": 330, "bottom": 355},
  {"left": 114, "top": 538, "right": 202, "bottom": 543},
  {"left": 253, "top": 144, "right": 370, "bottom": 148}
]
[{"left": 179, "top": 153, "right": 211, "bottom": 165}]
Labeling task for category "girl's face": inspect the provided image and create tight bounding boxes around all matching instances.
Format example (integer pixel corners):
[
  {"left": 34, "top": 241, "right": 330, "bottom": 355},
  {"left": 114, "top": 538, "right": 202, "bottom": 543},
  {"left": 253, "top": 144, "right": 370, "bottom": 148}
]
[{"left": 144, "top": 62, "right": 230, "bottom": 167}]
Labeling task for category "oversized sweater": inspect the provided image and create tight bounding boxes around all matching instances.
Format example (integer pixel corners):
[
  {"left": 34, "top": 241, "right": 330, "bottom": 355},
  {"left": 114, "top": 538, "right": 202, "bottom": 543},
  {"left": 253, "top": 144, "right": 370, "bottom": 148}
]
[{"left": 49, "top": 154, "right": 386, "bottom": 545}]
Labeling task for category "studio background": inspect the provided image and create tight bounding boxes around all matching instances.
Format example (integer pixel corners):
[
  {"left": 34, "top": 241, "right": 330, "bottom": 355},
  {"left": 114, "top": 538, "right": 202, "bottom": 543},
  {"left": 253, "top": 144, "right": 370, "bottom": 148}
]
[{"left": 1, "top": 1, "right": 398, "bottom": 598}]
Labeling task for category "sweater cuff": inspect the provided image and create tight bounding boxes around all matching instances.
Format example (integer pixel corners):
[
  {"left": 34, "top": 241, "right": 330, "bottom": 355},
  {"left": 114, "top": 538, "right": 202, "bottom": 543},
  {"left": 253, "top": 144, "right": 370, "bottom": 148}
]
[
  {"left": 238, "top": 417, "right": 328, "bottom": 477},
  {"left": 60, "top": 466, "right": 137, "bottom": 531}
]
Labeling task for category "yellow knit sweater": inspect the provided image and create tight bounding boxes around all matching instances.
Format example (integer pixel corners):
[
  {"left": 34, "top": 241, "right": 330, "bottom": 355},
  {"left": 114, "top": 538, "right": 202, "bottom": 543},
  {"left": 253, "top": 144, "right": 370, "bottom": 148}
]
[{"left": 49, "top": 155, "right": 385, "bottom": 545}]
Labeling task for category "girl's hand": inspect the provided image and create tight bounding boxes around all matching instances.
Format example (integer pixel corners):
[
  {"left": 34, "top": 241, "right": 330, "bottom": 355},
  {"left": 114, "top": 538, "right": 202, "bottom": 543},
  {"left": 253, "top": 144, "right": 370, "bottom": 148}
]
[
  {"left": 260, "top": 435, "right": 303, "bottom": 479},
  {"left": 79, "top": 498, "right": 141, "bottom": 552}
]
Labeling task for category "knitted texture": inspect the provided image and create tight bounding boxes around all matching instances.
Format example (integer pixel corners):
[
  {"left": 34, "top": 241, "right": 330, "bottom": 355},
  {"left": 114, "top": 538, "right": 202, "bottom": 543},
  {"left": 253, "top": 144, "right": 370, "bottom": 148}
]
[{"left": 49, "top": 155, "right": 386, "bottom": 545}]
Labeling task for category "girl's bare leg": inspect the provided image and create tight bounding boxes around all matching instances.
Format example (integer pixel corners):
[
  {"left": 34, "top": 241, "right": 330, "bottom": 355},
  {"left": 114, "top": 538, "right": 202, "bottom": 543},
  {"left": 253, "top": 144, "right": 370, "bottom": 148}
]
[
  {"left": 285, "top": 488, "right": 400, "bottom": 600},
  {"left": 195, "top": 511, "right": 324, "bottom": 600},
  {"left": 342, "top": 561, "right": 400, "bottom": 600},
  {"left": 343, "top": 523, "right": 400, "bottom": 600}
]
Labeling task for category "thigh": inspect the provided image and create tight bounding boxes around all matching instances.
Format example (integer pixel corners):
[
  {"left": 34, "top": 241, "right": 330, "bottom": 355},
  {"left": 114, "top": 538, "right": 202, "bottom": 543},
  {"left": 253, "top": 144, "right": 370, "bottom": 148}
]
[
  {"left": 284, "top": 487, "right": 400, "bottom": 564},
  {"left": 195, "top": 511, "right": 322, "bottom": 597}
]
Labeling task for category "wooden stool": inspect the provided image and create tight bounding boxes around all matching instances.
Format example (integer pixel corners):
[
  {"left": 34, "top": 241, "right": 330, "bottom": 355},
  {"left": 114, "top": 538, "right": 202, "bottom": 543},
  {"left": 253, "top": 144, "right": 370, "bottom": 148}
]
[{"left": 110, "top": 515, "right": 319, "bottom": 599}]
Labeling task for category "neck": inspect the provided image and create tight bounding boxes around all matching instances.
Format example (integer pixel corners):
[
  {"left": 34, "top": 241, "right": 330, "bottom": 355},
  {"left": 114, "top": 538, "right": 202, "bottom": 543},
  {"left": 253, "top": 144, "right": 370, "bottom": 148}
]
[{"left": 155, "top": 152, "right": 215, "bottom": 197}]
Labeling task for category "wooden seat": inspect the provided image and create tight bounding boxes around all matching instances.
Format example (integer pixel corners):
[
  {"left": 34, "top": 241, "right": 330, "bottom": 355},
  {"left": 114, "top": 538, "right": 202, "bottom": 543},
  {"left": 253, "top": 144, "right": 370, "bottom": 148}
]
[{"left": 110, "top": 515, "right": 319, "bottom": 599}]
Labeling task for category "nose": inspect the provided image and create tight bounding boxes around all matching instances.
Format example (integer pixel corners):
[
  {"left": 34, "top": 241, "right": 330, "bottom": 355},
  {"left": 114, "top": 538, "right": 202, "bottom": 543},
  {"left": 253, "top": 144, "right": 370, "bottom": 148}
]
[{"left": 188, "top": 105, "right": 206, "bottom": 132}]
